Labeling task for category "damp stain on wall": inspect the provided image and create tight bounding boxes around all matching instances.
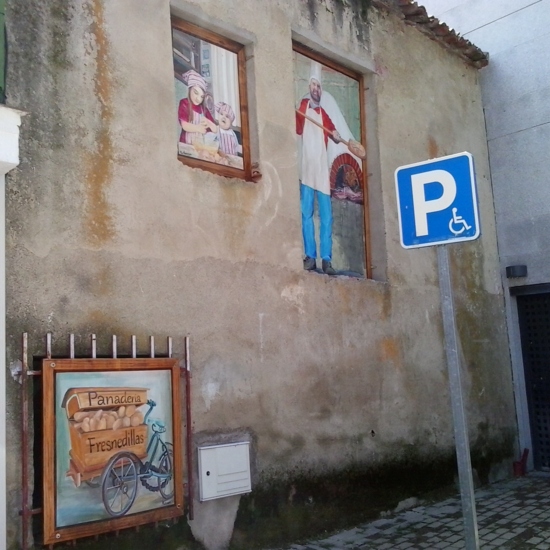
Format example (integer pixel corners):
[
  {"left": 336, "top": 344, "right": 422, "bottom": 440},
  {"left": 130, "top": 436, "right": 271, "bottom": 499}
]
[
  {"left": 379, "top": 336, "right": 402, "bottom": 365},
  {"left": 428, "top": 135, "right": 439, "bottom": 159},
  {"left": 83, "top": 0, "right": 115, "bottom": 248}
]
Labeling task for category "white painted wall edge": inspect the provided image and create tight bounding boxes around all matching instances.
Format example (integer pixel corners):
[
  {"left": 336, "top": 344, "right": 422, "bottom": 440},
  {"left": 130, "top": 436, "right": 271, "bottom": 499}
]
[{"left": 0, "top": 105, "right": 22, "bottom": 550}]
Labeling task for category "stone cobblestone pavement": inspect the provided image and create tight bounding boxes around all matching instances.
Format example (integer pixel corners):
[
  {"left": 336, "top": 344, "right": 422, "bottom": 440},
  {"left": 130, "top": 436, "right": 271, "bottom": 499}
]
[{"left": 273, "top": 473, "right": 550, "bottom": 549}]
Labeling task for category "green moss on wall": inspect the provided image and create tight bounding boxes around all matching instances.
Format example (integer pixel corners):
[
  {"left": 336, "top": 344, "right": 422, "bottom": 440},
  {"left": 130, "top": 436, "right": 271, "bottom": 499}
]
[
  {"left": 48, "top": 1, "right": 71, "bottom": 69},
  {"left": 471, "top": 423, "right": 516, "bottom": 484},
  {"left": 231, "top": 452, "right": 458, "bottom": 549}
]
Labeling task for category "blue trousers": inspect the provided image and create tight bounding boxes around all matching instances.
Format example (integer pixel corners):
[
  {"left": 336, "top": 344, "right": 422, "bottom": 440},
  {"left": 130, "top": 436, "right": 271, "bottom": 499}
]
[{"left": 300, "top": 183, "right": 332, "bottom": 261}]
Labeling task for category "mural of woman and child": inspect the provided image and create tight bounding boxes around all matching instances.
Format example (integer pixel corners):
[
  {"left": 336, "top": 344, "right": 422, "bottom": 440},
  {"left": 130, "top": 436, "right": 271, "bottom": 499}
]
[
  {"left": 173, "top": 26, "right": 244, "bottom": 170},
  {"left": 178, "top": 70, "right": 242, "bottom": 165}
]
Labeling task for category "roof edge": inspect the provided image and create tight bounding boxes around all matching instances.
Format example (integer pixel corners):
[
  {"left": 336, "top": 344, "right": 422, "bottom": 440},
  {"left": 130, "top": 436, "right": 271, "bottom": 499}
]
[{"left": 371, "top": 0, "right": 489, "bottom": 69}]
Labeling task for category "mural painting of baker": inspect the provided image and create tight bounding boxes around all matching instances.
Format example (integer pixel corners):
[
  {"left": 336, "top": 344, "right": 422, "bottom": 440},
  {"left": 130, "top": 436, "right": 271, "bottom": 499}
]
[{"left": 294, "top": 54, "right": 367, "bottom": 276}]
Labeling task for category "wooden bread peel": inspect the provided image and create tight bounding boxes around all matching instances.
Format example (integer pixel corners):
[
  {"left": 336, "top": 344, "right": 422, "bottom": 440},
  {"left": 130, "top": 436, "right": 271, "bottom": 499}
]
[{"left": 296, "top": 109, "right": 366, "bottom": 159}]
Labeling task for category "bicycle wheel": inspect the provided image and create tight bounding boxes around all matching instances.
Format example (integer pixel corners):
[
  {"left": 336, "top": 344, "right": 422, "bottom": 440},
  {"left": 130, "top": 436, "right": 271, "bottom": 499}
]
[
  {"left": 101, "top": 452, "right": 139, "bottom": 517},
  {"left": 158, "top": 448, "right": 174, "bottom": 500},
  {"left": 148, "top": 446, "right": 174, "bottom": 500}
]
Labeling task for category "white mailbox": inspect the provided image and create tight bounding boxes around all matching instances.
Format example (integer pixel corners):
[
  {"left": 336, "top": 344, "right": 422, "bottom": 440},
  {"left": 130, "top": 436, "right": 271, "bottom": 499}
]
[{"left": 198, "top": 442, "right": 251, "bottom": 501}]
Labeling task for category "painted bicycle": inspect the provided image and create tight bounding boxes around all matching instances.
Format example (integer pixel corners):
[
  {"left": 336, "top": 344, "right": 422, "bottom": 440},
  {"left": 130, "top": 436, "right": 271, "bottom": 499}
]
[{"left": 99, "top": 400, "right": 174, "bottom": 517}]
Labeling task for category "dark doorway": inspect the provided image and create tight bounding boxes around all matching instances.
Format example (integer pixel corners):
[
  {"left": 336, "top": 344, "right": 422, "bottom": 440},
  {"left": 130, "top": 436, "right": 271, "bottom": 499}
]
[{"left": 517, "top": 291, "right": 550, "bottom": 470}]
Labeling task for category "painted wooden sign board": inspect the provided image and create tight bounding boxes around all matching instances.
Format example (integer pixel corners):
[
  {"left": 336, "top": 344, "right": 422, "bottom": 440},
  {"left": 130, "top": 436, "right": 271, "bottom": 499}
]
[{"left": 42, "top": 358, "right": 184, "bottom": 545}]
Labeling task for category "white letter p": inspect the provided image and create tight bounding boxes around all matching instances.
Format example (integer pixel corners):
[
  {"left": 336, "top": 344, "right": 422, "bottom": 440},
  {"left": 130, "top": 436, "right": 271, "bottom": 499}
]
[{"left": 411, "top": 170, "right": 457, "bottom": 237}]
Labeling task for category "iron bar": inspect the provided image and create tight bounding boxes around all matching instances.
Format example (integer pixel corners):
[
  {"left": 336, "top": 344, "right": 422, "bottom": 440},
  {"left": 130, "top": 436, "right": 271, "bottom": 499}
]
[
  {"left": 185, "top": 335, "right": 193, "bottom": 520},
  {"left": 91, "top": 334, "right": 97, "bottom": 359},
  {"left": 18, "top": 507, "right": 42, "bottom": 516},
  {"left": 46, "top": 332, "right": 52, "bottom": 359},
  {"left": 69, "top": 334, "right": 75, "bottom": 359},
  {"left": 21, "top": 333, "right": 30, "bottom": 550},
  {"left": 112, "top": 335, "right": 117, "bottom": 359},
  {"left": 131, "top": 335, "right": 137, "bottom": 359},
  {"left": 150, "top": 336, "right": 155, "bottom": 358},
  {"left": 168, "top": 336, "right": 173, "bottom": 358}
]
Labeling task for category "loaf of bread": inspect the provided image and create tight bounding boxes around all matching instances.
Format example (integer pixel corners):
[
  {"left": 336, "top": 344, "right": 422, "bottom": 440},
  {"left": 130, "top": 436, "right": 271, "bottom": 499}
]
[{"left": 72, "top": 407, "right": 145, "bottom": 432}]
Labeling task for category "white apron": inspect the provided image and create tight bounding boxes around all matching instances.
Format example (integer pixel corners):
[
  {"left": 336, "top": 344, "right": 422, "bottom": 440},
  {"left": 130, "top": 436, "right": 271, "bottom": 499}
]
[
  {"left": 301, "top": 107, "right": 330, "bottom": 195},
  {"left": 185, "top": 108, "right": 203, "bottom": 145}
]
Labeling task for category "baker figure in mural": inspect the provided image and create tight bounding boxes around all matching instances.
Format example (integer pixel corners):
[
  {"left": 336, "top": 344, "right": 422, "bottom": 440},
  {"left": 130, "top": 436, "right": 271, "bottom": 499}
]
[{"left": 296, "top": 62, "right": 343, "bottom": 276}]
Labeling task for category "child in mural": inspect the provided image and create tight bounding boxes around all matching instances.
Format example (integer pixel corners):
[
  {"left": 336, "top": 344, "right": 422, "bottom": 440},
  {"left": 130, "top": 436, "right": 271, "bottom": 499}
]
[
  {"left": 178, "top": 69, "right": 218, "bottom": 145},
  {"left": 296, "top": 61, "right": 343, "bottom": 276},
  {"left": 215, "top": 101, "right": 242, "bottom": 156}
]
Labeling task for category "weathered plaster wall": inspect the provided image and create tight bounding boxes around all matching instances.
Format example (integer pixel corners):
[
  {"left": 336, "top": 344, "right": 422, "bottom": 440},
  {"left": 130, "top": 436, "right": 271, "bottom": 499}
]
[
  {"left": 369, "top": 7, "right": 512, "bottom": 443},
  {"left": 423, "top": 0, "right": 550, "bottom": 475},
  {"left": 5, "top": 0, "right": 515, "bottom": 547}
]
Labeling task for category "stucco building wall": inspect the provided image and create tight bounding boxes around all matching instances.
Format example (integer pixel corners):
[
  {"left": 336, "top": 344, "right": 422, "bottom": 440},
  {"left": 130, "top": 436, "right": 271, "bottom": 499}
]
[
  {"left": 422, "top": 0, "right": 550, "bottom": 475},
  {"left": 4, "top": 0, "right": 515, "bottom": 547}
]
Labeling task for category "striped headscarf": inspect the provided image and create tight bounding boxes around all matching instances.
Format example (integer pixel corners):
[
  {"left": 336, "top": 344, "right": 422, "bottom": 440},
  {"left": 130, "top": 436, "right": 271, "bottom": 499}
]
[{"left": 215, "top": 101, "right": 236, "bottom": 123}]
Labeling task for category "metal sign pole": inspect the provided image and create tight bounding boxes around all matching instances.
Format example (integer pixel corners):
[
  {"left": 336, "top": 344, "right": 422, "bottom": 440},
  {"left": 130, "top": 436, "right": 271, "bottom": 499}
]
[{"left": 437, "top": 245, "right": 479, "bottom": 550}]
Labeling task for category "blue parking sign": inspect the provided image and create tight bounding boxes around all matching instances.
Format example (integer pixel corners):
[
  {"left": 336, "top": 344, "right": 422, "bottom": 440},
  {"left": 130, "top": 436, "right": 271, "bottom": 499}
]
[{"left": 395, "top": 152, "right": 480, "bottom": 249}]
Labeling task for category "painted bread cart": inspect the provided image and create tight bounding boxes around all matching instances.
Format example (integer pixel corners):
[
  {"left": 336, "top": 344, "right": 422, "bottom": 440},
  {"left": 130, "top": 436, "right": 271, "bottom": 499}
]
[{"left": 62, "top": 387, "right": 174, "bottom": 517}]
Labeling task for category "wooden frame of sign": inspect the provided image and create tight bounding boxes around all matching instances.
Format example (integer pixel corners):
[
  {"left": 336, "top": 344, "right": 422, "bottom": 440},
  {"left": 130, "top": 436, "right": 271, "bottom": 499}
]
[
  {"left": 172, "top": 17, "right": 253, "bottom": 181},
  {"left": 42, "top": 358, "right": 183, "bottom": 545}
]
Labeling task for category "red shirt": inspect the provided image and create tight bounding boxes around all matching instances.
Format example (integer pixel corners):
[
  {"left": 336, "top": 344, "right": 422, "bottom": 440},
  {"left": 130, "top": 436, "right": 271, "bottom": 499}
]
[
  {"left": 178, "top": 98, "right": 216, "bottom": 143},
  {"left": 296, "top": 98, "right": 336, "bottom": 147}
]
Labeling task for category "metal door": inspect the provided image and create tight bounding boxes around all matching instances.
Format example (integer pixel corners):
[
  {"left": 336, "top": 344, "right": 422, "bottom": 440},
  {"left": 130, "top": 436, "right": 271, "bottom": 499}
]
[{"left": 517, "top": 292, "right": 550, "bottom": 470}]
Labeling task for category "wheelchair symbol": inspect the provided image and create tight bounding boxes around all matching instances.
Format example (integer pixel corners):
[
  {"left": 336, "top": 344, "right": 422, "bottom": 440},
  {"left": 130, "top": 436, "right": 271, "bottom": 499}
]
[{"left": 449, "top": 208, "right": 472, "bottom": 236}]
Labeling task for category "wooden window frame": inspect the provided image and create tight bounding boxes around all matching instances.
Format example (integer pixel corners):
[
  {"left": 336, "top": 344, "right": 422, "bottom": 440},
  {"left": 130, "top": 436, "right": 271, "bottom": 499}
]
[
  {"left": 172, "top": 17, "right": 253, "bottom": 181},
  {"left": 293, "top": 41, "right": 371, "bottom": 279}
]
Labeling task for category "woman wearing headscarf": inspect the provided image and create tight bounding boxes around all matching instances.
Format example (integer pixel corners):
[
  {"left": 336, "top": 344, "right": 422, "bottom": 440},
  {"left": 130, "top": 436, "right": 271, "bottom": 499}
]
[{"left": 178, "top": 70, "right": 218, "bottom": 145}]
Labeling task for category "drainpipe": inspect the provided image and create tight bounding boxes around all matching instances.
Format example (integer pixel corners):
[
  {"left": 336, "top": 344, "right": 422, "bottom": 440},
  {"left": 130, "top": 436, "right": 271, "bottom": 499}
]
[{"left": 0, "top": 104, "right": 22, "bottom": 550}]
